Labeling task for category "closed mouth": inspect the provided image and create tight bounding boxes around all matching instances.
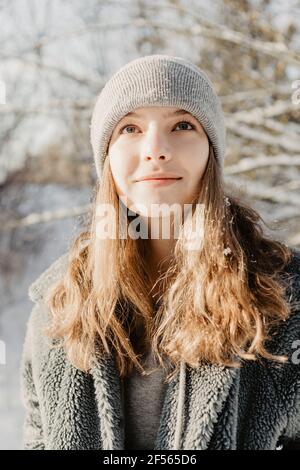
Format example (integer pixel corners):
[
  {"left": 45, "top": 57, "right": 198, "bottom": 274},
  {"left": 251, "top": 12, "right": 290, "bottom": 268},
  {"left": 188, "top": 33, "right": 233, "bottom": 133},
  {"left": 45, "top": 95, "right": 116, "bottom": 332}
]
[{"left": 139, "top": 177, "right": 182, "bottom": 181}]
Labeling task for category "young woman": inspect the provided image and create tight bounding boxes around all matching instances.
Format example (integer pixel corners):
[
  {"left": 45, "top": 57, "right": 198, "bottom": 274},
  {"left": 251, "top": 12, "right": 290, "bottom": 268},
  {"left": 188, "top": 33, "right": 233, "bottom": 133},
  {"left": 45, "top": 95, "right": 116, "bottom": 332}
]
[{"left": 20, "top": 54, "right": 300, "bottom": 450}]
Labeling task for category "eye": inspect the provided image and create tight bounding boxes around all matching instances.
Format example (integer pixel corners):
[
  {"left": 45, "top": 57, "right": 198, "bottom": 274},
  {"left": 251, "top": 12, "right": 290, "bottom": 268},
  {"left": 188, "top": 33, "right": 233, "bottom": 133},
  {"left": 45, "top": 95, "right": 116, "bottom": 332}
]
[
  {"left": 173, "top": 120, "right": 195, "bottom": 131},
  {"left": 119, "top": 124, "right": 138, "bottom": 134}
]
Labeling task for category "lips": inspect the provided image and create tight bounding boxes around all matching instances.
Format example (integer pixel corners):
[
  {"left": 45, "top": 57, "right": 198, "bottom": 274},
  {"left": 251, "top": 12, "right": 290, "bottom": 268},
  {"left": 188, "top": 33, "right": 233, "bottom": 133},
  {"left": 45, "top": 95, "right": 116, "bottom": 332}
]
[
  {"left": 140, "top": 177, "right": 181, "bottom": 181},
  {"left": 135, "top": 174, "right": 182, "bottom": 182},
  {"left": 136, "top": 178, "right": 182, "bottom": 187}
]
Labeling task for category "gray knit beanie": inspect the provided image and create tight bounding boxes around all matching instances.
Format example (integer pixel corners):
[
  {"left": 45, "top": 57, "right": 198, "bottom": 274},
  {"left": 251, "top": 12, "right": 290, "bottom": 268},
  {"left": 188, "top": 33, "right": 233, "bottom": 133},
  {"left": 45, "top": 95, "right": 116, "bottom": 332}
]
[{"left": 90, "top": 54, "right": 226, "bottom": 178}]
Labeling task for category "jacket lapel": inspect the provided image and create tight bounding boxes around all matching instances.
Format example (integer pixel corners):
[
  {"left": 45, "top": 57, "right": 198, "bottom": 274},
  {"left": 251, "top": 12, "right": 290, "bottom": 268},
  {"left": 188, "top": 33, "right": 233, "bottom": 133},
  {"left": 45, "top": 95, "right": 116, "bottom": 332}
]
[
  {"left": 90, "top": 349, "right": 125, "bottom": 450},
  {"left": 153, "top": 364, "right": 183, "bottom": 450},
  {"left": 90, "top": 349, "right": 240, "bottom": 450},
  {"left": 181, "top": 363, "right": 240, "bottom": 450}
]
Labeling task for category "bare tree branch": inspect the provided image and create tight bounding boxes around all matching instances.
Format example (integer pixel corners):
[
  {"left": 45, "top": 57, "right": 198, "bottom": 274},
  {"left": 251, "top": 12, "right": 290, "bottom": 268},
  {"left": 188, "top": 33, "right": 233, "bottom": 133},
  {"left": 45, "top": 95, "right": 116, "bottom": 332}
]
[
  {"left": 1, "top": 55, "right": 104, "bottom": 88},
  {"left": 0, "top": 100, "right": 93, "bottom": 115},
  {"left": 226, "top": 120, "right": 300, "bottom": 153},
  {"left": 1, "top": 204, "right": 92, "bottom": 231},
  {"left": 227, "top": 100, "right": 299, "bottom": 124},
  {"left": 225, "top": 175, "right": 300, "bottom": 206},
  {"left": 146, "top": 3, "right": 300, "bottom": 66},
  {"left": 225, "top": 155, "right": 300, "bottom": 175},
  {"left": 220, "top": 84, "right": 293, "bottom": 105}
]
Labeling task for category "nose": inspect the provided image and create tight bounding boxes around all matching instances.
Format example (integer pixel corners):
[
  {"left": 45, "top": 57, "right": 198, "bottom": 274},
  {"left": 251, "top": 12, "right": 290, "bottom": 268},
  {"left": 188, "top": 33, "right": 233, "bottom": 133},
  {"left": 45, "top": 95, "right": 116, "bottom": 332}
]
[{"left": 141, "top": 124, "right": 172, "bottom": 163}]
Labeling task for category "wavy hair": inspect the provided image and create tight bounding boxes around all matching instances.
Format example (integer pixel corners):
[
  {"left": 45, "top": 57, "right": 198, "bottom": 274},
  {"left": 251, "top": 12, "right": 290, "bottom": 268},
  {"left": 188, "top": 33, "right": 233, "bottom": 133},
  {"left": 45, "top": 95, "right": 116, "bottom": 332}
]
[{"left": 44, "top": 145, "right": 293, "bottom": 383}]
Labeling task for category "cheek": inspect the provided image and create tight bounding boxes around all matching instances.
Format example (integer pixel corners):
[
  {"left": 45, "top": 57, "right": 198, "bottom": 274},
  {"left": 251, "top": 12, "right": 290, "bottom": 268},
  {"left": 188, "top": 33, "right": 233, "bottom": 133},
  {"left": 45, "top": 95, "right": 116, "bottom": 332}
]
[
  {"left": 109, "top": 154, "right": 134, "bottom": 193},
  {"left": 181, "top": 141, "right": 209, "bottom": 180}
]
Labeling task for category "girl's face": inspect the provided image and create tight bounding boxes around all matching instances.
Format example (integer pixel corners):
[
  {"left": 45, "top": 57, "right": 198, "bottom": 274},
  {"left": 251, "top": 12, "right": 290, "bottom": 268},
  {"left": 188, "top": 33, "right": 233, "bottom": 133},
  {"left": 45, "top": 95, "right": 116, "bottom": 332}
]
[{"left": 108, "top": 106, "right": 209, "bottom": 216}]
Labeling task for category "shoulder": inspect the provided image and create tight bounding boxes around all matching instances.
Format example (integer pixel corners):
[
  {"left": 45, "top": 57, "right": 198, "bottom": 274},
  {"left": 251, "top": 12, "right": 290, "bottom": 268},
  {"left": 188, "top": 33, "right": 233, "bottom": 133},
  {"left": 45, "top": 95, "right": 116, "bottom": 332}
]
[
  {"left": 240, "top": 247, "right": 300, "bottom": 428},
  {"left": 272, "top": 246, "right": 300, "bottom": 440},
  {"left": 255, "top": 246, "right": 300, "bottom": 394},
  {"left": 278, "top": 246, "right": 300, "bottom": 343},
  {"left": 270, "top": 246, "right": 300, "bottom": 350},
  {"left": 23, "top": 252, "right": 70, "bottom": 360},
  {"left": 281, "top": 245, "right": 300, "bottom": 300},
  {"left": 28, "top": 251, "right": 70, "bottom": 304}
]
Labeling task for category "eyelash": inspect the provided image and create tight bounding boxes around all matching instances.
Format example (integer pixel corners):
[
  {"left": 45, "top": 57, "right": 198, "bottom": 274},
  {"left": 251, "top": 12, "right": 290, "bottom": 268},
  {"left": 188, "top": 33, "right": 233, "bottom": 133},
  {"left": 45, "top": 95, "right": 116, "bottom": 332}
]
[{"left": 119, "top": 120, "right": 195, "bottom": 134}]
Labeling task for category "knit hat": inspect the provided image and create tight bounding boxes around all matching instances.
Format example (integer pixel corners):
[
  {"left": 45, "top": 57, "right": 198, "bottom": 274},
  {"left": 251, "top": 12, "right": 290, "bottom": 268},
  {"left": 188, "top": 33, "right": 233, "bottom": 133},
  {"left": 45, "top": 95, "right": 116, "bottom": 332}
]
[{"left": 90, "top": 54, "right": 226, "bottom": 178}]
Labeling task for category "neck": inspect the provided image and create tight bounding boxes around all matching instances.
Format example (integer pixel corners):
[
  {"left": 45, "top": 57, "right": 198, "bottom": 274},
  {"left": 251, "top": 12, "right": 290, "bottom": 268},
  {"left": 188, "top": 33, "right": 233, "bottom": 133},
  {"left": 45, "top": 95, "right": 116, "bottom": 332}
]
[{"left": 143, "top": 217, "right": 177, "bottom": 302}]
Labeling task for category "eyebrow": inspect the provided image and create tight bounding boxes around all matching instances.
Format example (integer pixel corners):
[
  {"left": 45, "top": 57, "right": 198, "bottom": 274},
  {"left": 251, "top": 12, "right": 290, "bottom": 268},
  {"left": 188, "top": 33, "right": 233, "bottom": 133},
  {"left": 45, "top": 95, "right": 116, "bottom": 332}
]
[{"left": 123, "top": 109, "right": 191, "bottom": 119}]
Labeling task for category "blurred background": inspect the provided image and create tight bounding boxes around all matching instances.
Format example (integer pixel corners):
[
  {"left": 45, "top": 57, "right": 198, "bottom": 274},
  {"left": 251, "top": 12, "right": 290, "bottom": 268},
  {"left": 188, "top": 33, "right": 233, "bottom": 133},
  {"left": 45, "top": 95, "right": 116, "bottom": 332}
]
[{"left": 0, "top": 0, "right": 299, "bottom": 449}]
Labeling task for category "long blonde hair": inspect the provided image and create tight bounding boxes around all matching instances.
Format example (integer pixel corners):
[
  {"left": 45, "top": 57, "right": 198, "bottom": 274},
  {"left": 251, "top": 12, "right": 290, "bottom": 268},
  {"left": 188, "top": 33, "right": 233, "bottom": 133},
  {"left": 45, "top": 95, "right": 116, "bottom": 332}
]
[{"left": 44, "top": 145, "right": 293, "bottom": 382}]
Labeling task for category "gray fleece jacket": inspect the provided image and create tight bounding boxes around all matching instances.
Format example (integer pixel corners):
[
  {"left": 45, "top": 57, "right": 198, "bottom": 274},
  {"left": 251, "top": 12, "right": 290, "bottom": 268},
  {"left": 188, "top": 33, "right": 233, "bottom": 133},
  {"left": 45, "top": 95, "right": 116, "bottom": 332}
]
[{"left": 20, "top": 247, "right": 300, "bottom": 450}]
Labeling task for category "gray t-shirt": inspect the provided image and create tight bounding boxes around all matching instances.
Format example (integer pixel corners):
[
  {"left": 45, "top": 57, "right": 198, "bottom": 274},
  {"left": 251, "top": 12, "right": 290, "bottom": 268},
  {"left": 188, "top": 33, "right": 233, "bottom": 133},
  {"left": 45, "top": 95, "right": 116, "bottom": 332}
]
[{"left": 122, "top": 347, "right": 168, "bottom": 450}]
